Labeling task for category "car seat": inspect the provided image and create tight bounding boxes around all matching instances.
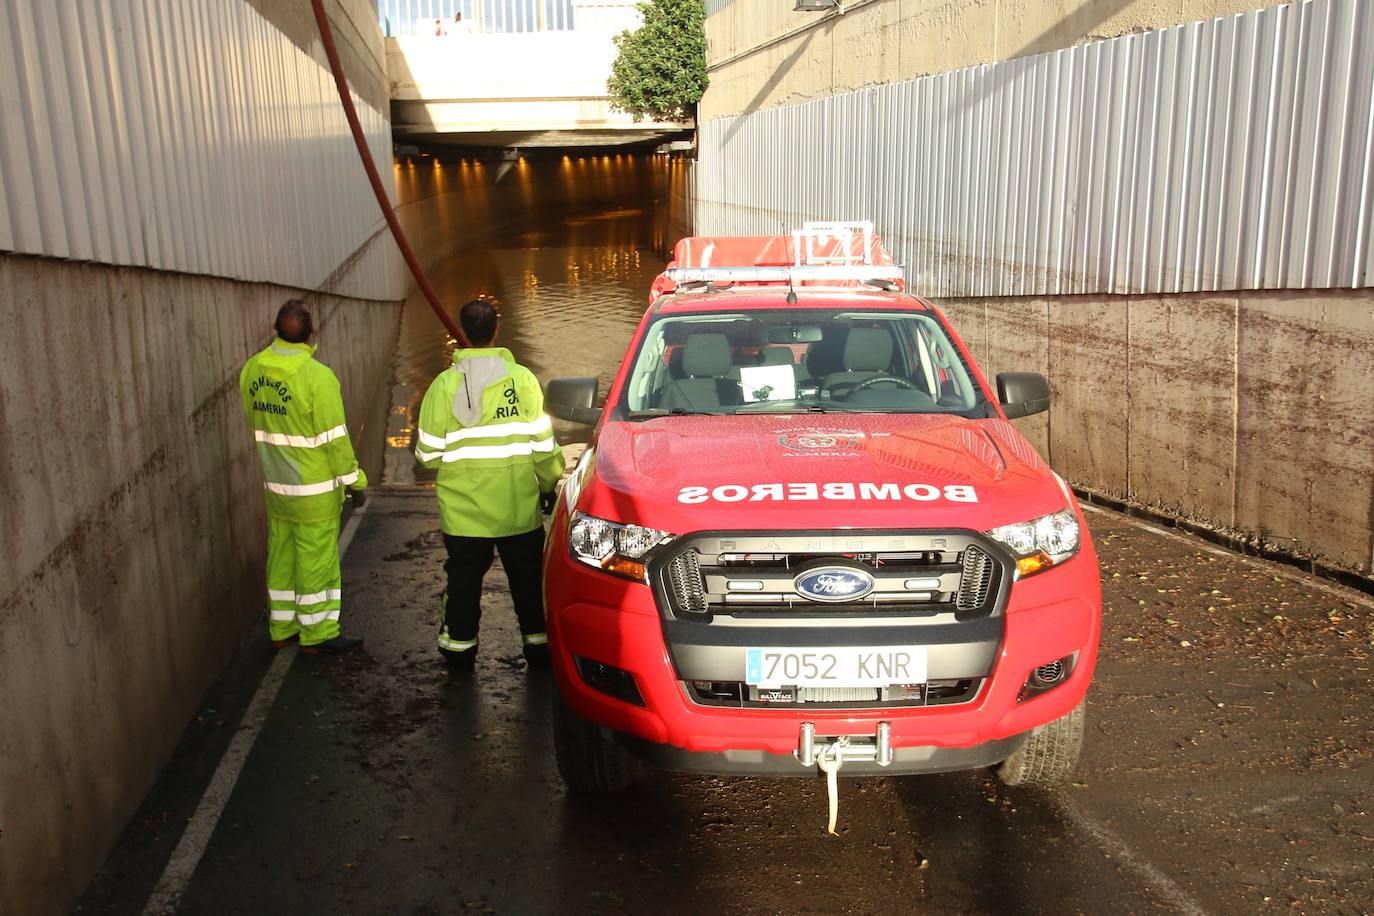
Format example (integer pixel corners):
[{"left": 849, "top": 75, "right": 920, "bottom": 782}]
[
  {"left": 822, "top": 327, "right": 896, "bottom": 393},
  {"left": 658, "top": 333, "right": 741, "bottom": 409}
]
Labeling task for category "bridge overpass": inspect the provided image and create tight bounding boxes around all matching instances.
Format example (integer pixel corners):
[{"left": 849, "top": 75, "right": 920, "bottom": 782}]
[{"left": 385, "top": 0, "right": 694, "bottom": 148}]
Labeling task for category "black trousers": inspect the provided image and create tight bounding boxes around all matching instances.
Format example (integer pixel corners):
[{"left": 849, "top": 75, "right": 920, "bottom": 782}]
[{"left": 440, "top": 527, "right": 546, "bottom": 653}]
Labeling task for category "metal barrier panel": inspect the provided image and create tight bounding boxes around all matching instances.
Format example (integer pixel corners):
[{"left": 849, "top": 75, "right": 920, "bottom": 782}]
[
  {"left": 378, "top": 0, "right": 578, "bottom": 35},
  {"left": 696, "top": 0, "right": 1374, "bottom": 296},
  {"left": 0, "top": 0, "right": 402, "bottom": 301}
]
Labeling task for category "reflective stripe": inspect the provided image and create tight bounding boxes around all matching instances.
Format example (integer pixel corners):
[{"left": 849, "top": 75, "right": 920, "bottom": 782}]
[
  {"left": 263, "top": 470, "right": 360, "bottom": 497},
  {"left": 296, "top": 589, "right": 342, "bottom": 607},
  {"left": 522, "top": 632, "right": 548, "bottom": 646},
  {"left": 297, "top": 608, "right": 340, "bottom": 627},
  {"left": 417, "top": 416, "right": 554, "bottom": 451},
  {"left": 414, "top": 446, "right": 445, "bottom": 462},
  {"left": 416, "top": 430, "right": 447, "bottom": 450},
  {"left": 269, "top": 610, "right": 297, "bottom": 622},
  {"left": 268, "top": 589, "right": 296, "bottom": 601},
  {"left": 437, "top": 635, "right": 478, "bottom": 652},
  {"left": 436, "top": 438, "right": 556, "bottom": 463},
  {"left": 254, "top": 425, "right": 347, "bottom": 449}
]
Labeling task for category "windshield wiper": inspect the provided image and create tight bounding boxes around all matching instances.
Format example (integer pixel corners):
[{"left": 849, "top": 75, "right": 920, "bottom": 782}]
[{"left": 628, "top": 407, "right": 718, "bottom": 418}]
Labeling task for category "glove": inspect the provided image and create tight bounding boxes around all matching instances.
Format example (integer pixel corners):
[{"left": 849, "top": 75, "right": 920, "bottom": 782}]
[
  {"left": 539, "top": 490, "right": 557, "bottom": 515},
  {"left": 348, "top": 489, "right": 368, "bottom": 509}
]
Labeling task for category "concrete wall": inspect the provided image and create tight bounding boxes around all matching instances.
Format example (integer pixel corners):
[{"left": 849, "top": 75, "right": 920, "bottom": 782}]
[
  {"left": 0, "top": 1, "right": 403, "bottom": 912},
  {"left": 702, "top": 0, "right": 1290, "bottom": 120},
  {"left": 0, "top": 257, "right": 400, "bottom": 916},
  {"left": 940, "top": 290, "right": 1374, "bottom": 576}
]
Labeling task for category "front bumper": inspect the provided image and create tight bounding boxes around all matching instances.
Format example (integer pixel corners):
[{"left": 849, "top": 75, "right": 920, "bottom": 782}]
[{"left": 545, "top": 532, "right": 1101, "bottom": 773}]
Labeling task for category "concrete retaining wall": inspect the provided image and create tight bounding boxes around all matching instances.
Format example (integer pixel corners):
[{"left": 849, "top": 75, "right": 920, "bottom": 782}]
[
  {"left": 939, "top": 289, "right": 1374, "bottom": 576},
  {"left": 702, "top": 0, "right": 1289, "bottom": 121},
  {"left": 0, "top": 253, "right": 400, "bottom": 915}
]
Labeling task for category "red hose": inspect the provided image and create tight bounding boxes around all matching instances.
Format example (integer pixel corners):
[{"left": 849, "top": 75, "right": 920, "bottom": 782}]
[{"left": 310, "top": 0, "right": 468, "bottom": 347}]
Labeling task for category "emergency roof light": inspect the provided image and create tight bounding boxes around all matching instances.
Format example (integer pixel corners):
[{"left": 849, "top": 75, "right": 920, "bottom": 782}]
[
  {"left": 664, "top": 264, "right": 903, "bottom": 284},
  {"left": 662, "top": 221, "right": 902, "bottom": 289}
]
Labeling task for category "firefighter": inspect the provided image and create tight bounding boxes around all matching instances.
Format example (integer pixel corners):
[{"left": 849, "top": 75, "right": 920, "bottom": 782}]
[
  {"left": 414, "top": 299, "right": 564, "bottom": 670},
  {"left": 239, "top": 299, "right": 367, "bottom": 654}
]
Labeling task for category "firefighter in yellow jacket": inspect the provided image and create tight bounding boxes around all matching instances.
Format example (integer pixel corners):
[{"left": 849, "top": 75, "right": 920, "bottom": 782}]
[
  {"left": 239, "top": 299, "right": 367, "bottom": 653},
  {"left": 415, "top": 299, "right": 564, "bottom": 669}
]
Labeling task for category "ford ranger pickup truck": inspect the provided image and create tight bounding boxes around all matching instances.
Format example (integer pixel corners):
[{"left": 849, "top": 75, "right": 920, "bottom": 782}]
[{"left": 542, "top": 222, "right": 1101, "bottom": 795}]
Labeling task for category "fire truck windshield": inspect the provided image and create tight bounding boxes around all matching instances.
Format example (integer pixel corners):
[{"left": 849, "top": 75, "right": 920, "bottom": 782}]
[{"left": 621, "top": 308, "right": 989, "bottom": 418}]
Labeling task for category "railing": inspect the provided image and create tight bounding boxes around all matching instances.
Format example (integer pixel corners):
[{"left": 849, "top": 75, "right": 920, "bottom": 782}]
[{"left": 379, "top": 0, "right": 576, "bottom": 35}]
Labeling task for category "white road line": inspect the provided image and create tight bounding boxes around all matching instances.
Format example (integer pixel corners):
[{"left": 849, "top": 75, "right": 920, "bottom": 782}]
[
  {"left": 1057, "top": 797, "right": 1211, "bottom": 916},
  {"left": 1080, "top": 502, "right": 1374, "bottom": 610},
  {"left": 142, "top": 501, "right": 371, "bottom": 916}
]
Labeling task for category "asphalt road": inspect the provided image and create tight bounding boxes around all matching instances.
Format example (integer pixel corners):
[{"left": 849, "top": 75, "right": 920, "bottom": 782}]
[{"left": 80, "top": 488, "right": 1374, "bottom": 915}]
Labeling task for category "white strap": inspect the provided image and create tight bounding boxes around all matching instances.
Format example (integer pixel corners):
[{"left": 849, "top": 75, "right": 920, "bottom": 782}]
[{"left": 817, "top": 743, "right": 845, "bottom": 835}]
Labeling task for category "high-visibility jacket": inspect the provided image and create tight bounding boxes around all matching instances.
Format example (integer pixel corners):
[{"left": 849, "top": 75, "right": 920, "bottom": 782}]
[
  {"left": 239, "top": 338, "right": 367, "bottom": 522},
  {"left": 415, "top": 346, "right": 564, "bottom": 537}
]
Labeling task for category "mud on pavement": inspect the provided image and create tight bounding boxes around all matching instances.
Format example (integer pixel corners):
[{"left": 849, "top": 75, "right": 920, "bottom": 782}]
[{"left": 80, "top": 489, "right": 1373, "bottom": 915}]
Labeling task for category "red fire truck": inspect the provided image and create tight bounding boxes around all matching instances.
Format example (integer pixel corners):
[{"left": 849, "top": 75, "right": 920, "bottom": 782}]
[{"left": 543, "top": 222, "right": 1101, "bottom": 799}]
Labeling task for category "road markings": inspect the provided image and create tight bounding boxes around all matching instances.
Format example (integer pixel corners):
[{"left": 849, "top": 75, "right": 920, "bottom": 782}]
[
  {"left": 142, "top": 502, "right": 371, "bottom": 916},
  {"left": 1057, "top": 797, "right": 1211, "bottom": 916},
  {"left": 1079, "top": 502, "right": 1373, "bottom": 610}
]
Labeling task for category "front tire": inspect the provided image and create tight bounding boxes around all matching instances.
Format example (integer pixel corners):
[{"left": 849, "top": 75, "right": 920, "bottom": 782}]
[
  {"left": 553, "top": 687, "right": 637, "bottom": 793},
  {"left": 996, "top": 698, "right": 1085, "bottom": 788}
]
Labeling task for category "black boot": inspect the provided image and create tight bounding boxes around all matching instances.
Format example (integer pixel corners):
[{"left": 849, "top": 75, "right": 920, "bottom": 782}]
[
  {"left": 301, "top": 634, "right": 363, "bottom": 654},
  {"left": 440, "top": 647, "right": 477, "bottom": 672}
]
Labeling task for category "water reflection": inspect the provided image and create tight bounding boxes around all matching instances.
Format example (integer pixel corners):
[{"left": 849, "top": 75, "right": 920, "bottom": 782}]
[{"left": 383, "top": 153, "right": 686, "bottom": 483}]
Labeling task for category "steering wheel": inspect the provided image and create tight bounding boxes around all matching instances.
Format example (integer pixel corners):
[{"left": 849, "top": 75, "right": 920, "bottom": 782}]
[{"left": 843, "top": 374, "right": 918, "bottom": 395}]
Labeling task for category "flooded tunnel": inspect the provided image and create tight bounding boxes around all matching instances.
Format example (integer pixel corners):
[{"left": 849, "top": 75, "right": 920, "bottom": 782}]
[
  {"left": 72, "top": 147, "right": 1374, "bottom": 916},
  {"left": 9, "top": 0, "right": 1374, "bottom": 912}
]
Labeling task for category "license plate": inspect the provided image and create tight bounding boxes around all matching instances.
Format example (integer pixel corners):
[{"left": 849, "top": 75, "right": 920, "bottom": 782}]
[{"left": 745, "top": 646, "right": 928, "bottom": 688}]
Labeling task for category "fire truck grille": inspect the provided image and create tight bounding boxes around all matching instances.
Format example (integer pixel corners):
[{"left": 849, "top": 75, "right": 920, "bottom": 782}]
[
  {"left": 956, "top": 545, "right": 994, "bottom": 611},
  {"left": 667, "top": 550, "right": 708, "bottom": 615},
  {"left": 653, "top": 532, "right": 1006, "bottom": 621}
]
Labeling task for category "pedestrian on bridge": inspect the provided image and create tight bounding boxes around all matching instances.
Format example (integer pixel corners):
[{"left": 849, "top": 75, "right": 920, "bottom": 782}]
[
  {"left": 239, "top": 299, "right": 367, "bottom": 654},
  {"left": 414, "top": 299, "right": 564, "bottom": 670}
]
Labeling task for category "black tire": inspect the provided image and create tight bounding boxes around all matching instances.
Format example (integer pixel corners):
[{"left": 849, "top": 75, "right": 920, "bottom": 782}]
[
  {"left": 552, "top": 687, "right": 637, "bottom": 793},
  {"left": 996, "top": 699, "right": 1085, "bottom": 788}
]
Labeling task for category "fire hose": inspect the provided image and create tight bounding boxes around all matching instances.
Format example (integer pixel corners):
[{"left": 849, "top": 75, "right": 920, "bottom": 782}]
[{"left": 309, "top": 0, "right": 469, "bottom": 348}]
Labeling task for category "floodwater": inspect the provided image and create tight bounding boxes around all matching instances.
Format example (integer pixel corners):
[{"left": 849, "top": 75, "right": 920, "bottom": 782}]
[{"left": 382, "top": 153, "right": 688, "bottom": 483}]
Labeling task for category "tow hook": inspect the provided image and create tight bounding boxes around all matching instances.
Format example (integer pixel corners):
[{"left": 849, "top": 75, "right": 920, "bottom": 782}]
[{"left": 796, "top": 722, "right": 893, "bottom": 834}]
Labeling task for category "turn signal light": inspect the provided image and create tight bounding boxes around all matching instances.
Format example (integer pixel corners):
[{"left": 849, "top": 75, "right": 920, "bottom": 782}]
[
  {"left": 603, "top": 556, "right": 647, "bottom": 580},
  {"left": 1015, "top": 551, "right": 1054, "bottom": 577}
]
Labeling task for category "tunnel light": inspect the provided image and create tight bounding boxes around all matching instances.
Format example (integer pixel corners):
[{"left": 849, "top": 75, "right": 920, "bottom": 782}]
[{"left": 795, "top": 0, "right": 838, "bottom": 10}]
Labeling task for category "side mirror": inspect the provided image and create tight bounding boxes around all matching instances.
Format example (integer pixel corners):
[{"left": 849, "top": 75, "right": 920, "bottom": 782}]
[
  {"left": 546, "top": 377, "right": 602, "bottom": 425},
  {"left": 997, "top": 372, "right": 1051, "bottom": 419}
]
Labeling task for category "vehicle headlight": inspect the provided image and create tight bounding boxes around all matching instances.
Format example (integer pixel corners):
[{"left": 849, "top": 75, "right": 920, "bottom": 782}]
[
  {"left": 568, "top": 511, "right": 673, "bottom": 581},
  {"left": 985, "top": 508, "right": 1080, "bottom": 578}
]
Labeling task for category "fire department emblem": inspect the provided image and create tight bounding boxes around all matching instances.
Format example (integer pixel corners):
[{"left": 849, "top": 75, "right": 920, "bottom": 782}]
[{"left": 778, "top": 429, "right": 864, "bottom": 452}]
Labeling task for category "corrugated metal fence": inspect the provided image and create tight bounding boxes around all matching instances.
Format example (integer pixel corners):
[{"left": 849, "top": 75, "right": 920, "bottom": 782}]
[
  {"left": 697, "top": 0, "right": 1374, "bottom": 297},
  {"left": 379, "top": 0, "right": 577, "bottom": 36},
  {"left": 0, "top": 0, "right": 401, "bottom": 302}
]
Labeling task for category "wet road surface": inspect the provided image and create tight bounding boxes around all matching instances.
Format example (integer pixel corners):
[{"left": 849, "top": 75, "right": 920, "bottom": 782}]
[{"left": 80, "top": 491, "right": 1373, "bottom": 915}]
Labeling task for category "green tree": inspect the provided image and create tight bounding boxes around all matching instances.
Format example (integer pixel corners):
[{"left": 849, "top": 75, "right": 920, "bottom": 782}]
[{"left": 607, "top": 0, "right": 707, "bottom": 122}]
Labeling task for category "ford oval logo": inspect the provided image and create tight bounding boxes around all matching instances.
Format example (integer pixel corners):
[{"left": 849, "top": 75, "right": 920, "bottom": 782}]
[{"left": 794, "top": 566, "right": 875, "bottom": 603}]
